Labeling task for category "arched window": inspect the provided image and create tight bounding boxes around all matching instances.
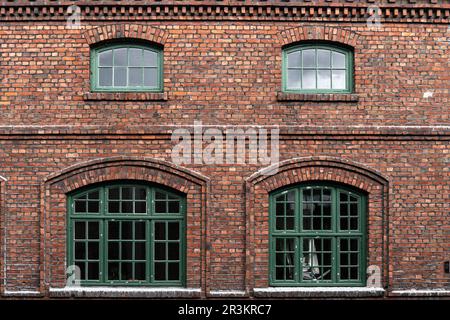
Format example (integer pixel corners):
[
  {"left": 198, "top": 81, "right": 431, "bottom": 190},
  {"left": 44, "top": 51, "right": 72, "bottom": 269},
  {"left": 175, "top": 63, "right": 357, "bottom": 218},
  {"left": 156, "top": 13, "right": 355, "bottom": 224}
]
[
  {"left": 91, "top": 41, "right": 163, "bottom": 92},
  {"left": 67, "top": 182, "right": 185, "bottom": 286},
  {"left": 282, "top": 43, "right": 353, "bottom": 93},
  {"left": 269, "top": 183, "right": 366, "bottom": 286}
]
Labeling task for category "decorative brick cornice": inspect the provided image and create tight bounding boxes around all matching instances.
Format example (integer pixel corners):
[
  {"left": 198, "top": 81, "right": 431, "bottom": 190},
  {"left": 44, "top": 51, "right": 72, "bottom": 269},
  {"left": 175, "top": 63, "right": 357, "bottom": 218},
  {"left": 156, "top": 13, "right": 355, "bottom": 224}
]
[
  {"left": 0, "top": 1, "right": 448, "bottom": 23},
  {"left": 278, "top": 26, "right": 360, "bottom": 47},
  {"left": 82, "top": 23, "right": 168, "bottom": 45}
]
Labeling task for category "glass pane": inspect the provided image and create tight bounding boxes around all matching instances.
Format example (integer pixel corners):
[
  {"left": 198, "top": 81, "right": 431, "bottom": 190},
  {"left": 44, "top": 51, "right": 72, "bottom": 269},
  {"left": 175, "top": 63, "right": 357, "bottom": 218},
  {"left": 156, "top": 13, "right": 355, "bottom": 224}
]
[
  {"left": 108, "top": 201, "right": 120, "bottom": 213},
  {"left": 135, "top": 222, "right": 146, "bottom": 240},
  {"left": 135, "top": 263, "right": 146, "bottom": 280},
  {"left": 332, "top": 51, "right": 346, "bottom": 68},
  {"left": 168, "top": 201, "right": 180, "bottom": 213},
  {"left": 287, "top": 69, "right": 301, "bottom": 90},
  {"left": 155, "top": 201, "right": 166, "bottom": 214},
  {"left": 143, "top": 50, "right": 158, "bottom": 67},
  {"left": 109, "top": 188, "right": 120, "bottom": 200},
  {"left": 135, "top": 188, "right": 147, "bottom": 200},
  {"left": 108, "top": 262, "right": 119, "bottom": 280},
  {"left": 89, "top": 191, "right": 100, "bottom": 199},
  {"left": 108, "top": 221, "right": 120, "bottom": 240},
  {"left": 154, "top": 262, "right": 165, "bottom": 280},
  {"left": 135, "top": 202, "right": 146, "bottom": 214},
  {"left": 286, "top": 203, "right": 295, "bottom": 216},
  {"left": 317, "top": 70, "right": 331, "bottom": 89},
  {"left": 88, "top": 242, "right": 99, "bottom": 259},
  {"left": 332, "top": 70, "right": 346, "bottom": 89},
  {"left": 122, "top": 187, "right": 133, "bottom": 200},
  {"left": 302, "top": 49, "right": 315, "bottom": 68},
  {"left": 87, "top": 201, "right": 99, "bottom": 213},
  {"left": 143, "top": 68, "right": 158, "bottom": 87},
  {"left": 129, "top": 48, "right": 142, "bottom": 66},
  {"left": 155, "top": 191, "right": 166, "bottom": 200},
  {"left": 114, "top": 67, "right": 127, "bottom": 87},
  {"left": 155, "top": 222, "right": 165, "bottom": 240},
  {"left": 99, "top": 50, "right": 113, "bottom": 66},
  {"left": 168, "top": 243, "right": 179, "bottom": 260},
  {"left": 155, "top": 243, "right": 166, "bottom": 260},
  {"left": 74, "top": 222, "right": 85, "bottom": 239},
  {"left": 168, "top": 222, "right": 179, "bottom": 240},
  {"left": 121, "top": 201, "right": 133, "bottom": 214},
  {"left": 75, "top": 242, "right": 85, "bottom": 259},
  {"left": 114, "top": 48, "right": 127, "bottom": 66},
  {"left": 135, "top": 242, "right": 146, "bottom": 260},
  {"left": 287, "top": 51, "right": 301, "bottom": 68},
  {"left": 168, "top": 262, "right": 179, "bottom": 281},
  {"left": 76, "top": 262, "right": 86, "bottom": 280},
  {"left": 350, "top": 203, "right": 358, "bottom": 216},
  {"left": 286, "top": 217, "right": 295, "bottom": 230},
  {"left": 74, "top": 200, "right": 86, "bottom": 213},
  {"left": 87, "top": 262, "right": 99, "bottom": 280},
  {"left": 302, "top": 70, "right": 316, "bottom": 89},
  {"left": 121, "top": 242, "right": 133, "bottom": 260},
  {"left": 88, "top": 221, "right": 99, "bottom": 239},
  {"left": 317, "top": 49, "right": 331, "bottom": 68},
  {"left": 340, "top": 192, "right": 348, "bottom": 202},
  {"left": 121, "top": 262, "right": 132, "bottom": 281},
  {"left": 121, "top": 222, "right": 133, "bottom": 240},
  {"left": 323, "top": 203, "right": 331, "bottom": 216},
  {"left": 276, "top": 217, "right": 284, "bottom": 230},
  {"left": 98, "top": 68, "right": 113, "bottom": 87},
  {"left": 108, "top": 242, "right": 119, "bottom": 260}
]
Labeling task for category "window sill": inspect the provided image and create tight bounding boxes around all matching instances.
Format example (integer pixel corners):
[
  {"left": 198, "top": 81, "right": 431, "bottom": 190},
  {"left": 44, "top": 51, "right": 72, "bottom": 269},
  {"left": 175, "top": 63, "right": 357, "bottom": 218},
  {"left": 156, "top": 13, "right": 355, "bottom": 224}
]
[
  {"left": 48, "top": 287, "right": 201, "bottom": 298},
  {"left": 83, "top": 92, "right": 168, "bottom": 101},
  {"left": 277, "top": 92, "right": 359, "bottom": 102},
  {"left": 253, "top": 287, "right": 385, "bottom": 298}
]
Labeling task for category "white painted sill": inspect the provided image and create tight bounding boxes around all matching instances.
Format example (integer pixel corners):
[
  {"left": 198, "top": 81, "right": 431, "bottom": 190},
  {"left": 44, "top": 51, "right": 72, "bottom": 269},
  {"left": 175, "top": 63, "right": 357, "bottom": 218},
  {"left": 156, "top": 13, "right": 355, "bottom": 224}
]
[
  {"left": 49, "top": 287, "right": 202, "bottom": 298},
  {"left": 391, "top": 289, "right": 450, "bottom": 297},
  {"left": 253, "top": 287, "right": 385, "bottom": 298}
]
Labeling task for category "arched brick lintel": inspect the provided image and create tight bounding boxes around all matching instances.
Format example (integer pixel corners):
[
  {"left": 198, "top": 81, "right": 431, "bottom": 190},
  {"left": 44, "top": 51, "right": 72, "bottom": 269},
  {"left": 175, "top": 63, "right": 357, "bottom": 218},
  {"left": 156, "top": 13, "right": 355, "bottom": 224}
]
[
  {"left": 40, "top": 157, "right": 210, "bottom": 297},
  {"left": 278, "top": 26, "right": 360, "bottom": 48},
  {"left": 244, "top": 157, "right": 389, "bottom": 294},
  {"left": 82, "top": 24, "right": 169, "bottom": 46}
]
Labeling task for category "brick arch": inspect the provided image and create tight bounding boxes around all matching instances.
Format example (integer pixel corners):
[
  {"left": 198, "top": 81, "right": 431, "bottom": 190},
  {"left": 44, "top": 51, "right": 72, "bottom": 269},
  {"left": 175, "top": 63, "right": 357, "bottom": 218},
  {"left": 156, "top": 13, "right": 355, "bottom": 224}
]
[
  {"left": 82, "top": 24, "right": 169, "bottom": 46},
  {"left": 244, "top": 157, "right": 388, "bottom": 294},
  {"left": 40, "top": 157, "right": 209, "bottom": 296},
  {"left": 278, "top": 26, "right": 360, "bottom": 48}
]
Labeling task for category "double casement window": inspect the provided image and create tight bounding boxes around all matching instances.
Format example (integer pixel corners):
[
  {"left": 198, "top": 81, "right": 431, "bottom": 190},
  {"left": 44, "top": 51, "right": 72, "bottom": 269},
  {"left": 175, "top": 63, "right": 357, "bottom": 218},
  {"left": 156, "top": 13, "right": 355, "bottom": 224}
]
[
  {"left": 283, "top": 43, "right": 353, "bottom": 93},
  {"left": 91, "top": 42, "right": 163, "bottom": 92},
  {"left": 269, "top": 183, "right": 366, "bottom": 286},
  {"left": 67, "top": 183, "right": 185, "bottom": 286}
]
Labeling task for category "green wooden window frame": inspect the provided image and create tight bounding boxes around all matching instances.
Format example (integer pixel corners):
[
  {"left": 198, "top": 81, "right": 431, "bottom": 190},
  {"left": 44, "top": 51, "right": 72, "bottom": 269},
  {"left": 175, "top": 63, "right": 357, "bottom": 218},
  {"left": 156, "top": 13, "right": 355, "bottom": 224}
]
[
  {"left": 67, "top": 182, "right": 186, "bottom": 286},
  {"left": 90, "top": 42, "right": 163, "bottom": 92},
  {"left": 269, "top": 183, "right": 367, "bottom": 286},
  {"left": 282, "top": 43, "right": 354, "bottom": 93}
]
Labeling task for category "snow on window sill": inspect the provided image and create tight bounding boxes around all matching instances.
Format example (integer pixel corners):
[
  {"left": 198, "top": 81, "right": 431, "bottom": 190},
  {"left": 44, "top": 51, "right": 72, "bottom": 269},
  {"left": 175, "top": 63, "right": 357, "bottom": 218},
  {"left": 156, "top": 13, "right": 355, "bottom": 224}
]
[
  {"left": 253, "top": 287, "right": 385, "bottom": 298},
  {"left": 49, "top": 287, "right": 201, "bottom": 298}
]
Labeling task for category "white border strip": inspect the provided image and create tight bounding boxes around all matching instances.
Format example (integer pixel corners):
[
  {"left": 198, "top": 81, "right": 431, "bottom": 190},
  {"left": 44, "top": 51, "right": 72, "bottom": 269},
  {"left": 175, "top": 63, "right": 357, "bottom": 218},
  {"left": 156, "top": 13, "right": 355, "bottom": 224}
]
[
  {"left": 209, "top": 290, "right": 247, "bottom": 297},
  {"left": 253, "top": 287, "right": 385, "bottom": 297},
  {"left": 49, "top": 287, "right": 202, "bottom": 298},
  {"left": 391, "top": 289, "right": 450, "bottom": 297},
  {"left": 3, "top": 290, "right": 41, "bottom": 297}
]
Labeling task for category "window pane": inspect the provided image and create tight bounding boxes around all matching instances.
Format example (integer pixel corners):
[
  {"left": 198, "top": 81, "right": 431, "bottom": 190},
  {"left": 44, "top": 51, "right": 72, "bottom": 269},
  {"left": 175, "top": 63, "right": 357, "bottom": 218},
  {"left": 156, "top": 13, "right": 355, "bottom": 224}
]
[
  {"left": 302, "top": 70, "right": 316, "bottom": 89},
  {"left": 154, "top": 262, "right": 165, "bottom": 280},
  {"left": 136, "top": 188, "right": 147, "bottom": 200},
  {"left": 108, "top": 221, "right": 120, "bottom": 240},
  {"left": 121, "top": 201, "right": 133, "bottom": 214},
  {"left": 143, "top": 68, "right": 158, "bottom": 87},
  {"left": 88, "top": 221, "right": 99, "bottom": 239},
  {"left": 108, "top": 242, "right": 119, "bottom": 260},
  {"left": 143, "top": 50, "right": 158, "bottom": 67},
  {"left": 155, "top": 222, "right": 165, "bottom": 240},
  {"left": 108, "top": 201, "right": 120, "bottom": 213},
  {"left": 75, "top": 242, "right": 85, "bottom": 259},
  {"left": 114, "top": 67, "right": 127, "bottom": 87},
  {"left": 155, "top": 201, "right": 166, "bottom": 214},
  {"left": 121, "top": 242, "right": 133, "bottom": 260},
  {"left": 317, "top": 70, "right": 331, "bottom": 89},
  {"left": 302, "top": 49, "right": 315, "bottom": 68},
  {"left": 74, "top": 222, "right": 85, "bottom": 239},
  {"left": 87, "top": 201, "right": 99, "bottom": 213},
  {"left": 129, "top": 48, "right": 142, "bottom": 66},
  {"left": 332, "top": 51, "right": 346, "bottom": 68},
  {"left": 168, "top": 201, "right": 180, "bottom": 213},
  {"left": 121, "top": 222, "right": 133, "bottom": 240},
  {"left": 155, "top": 243, "right": 166, "bottom": 260},
  {"left": 114, "top": 48, "right": 127, "bottom": 66},
  {"left": 317, "top": 49, "right": 331, "bottom": 68},
  {"left": 287, "top": 51, "right": 301, "bottom": 68},
  {"left": 135, "top": 201, "right": 146, "bottom": 214},
  {"left": 332, "top": 70, "right": 346, "bottom": 89},
  {"left": 287, "top": 69, "right": 301, "bottom": 90},
  {"left": 168, "top": 222, "right": 179, "bottom": 240},
  {"left": 135, "top": 242, "right": 146, "bottom": 260},
  {"left": 168, "top": 262, "right": 179, "bottom": 281},
  {"left": 88, "top": 242, "right": 99, "bottom": 260},
  {"left": 135, "top": 222, "right": 146, "bottom": 240},
  {"left": 122, "top": 187, "right": 133, "bottom": 200},
  {"left": 109, "top": 188, "right": 120, "bottom": 200},
  {"left": 99, "top": 50, "right": 113, "bottom": 66},
  {"left": 108, "top": 262, "right": 119, "bottom": 280},
  {"left": 87, "top": 262, "right": 99, "bottom": 280},
  {"left": 168, "top": 243, "right": 179, "bottom": 260},
  {"left": 98, "top": 68, "right": 112, "bottom": 87},
  {"left": 74, "top": 200, "right": 87, "bottom": 213},
  {"left": 121, "top": 262, "right": 132, "bottom": 280},
  {"left": 135, "top": 263, "right": 146, "bottom": 280}
]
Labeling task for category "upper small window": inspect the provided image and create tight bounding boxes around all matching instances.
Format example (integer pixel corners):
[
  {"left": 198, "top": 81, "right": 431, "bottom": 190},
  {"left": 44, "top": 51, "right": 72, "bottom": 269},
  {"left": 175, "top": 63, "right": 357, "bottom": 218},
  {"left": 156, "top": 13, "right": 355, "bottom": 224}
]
[
  {"left": 283, "top": 43, "right": 353, "bottom": 93},
  {"left": 91, "top": 42, "right": 163, "bottom": 92}
]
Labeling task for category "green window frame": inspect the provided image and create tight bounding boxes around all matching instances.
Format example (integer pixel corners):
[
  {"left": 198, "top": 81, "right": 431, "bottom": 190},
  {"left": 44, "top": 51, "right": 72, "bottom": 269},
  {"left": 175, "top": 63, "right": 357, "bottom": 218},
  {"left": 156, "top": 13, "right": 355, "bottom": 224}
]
[
  {"left": 269, "top": 183, "right": 367, "bottom": 286},
  {"left": 282, "top": 43, "right": 354, "bottom": 93},
  {"left": 90, "top": 42, "right": 163, "bottom": 92},
  {"left": 67, "top": 182, "right": 186, "bottom": 286}
]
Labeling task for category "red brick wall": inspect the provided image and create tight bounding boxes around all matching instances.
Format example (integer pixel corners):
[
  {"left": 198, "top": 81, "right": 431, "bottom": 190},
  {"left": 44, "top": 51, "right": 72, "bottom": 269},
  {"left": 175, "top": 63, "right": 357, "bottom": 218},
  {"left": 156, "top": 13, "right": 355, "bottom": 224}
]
[{"left": 0, "top": 1, "right": 448, "bottom": 297}]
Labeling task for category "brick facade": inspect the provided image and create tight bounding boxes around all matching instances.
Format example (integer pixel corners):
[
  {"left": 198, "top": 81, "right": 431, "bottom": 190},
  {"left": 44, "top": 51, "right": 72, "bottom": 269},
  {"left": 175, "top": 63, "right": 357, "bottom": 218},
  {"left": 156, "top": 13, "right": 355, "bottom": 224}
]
[{"left": 0, "top": 0, "right": 448, "bottom": 298}]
